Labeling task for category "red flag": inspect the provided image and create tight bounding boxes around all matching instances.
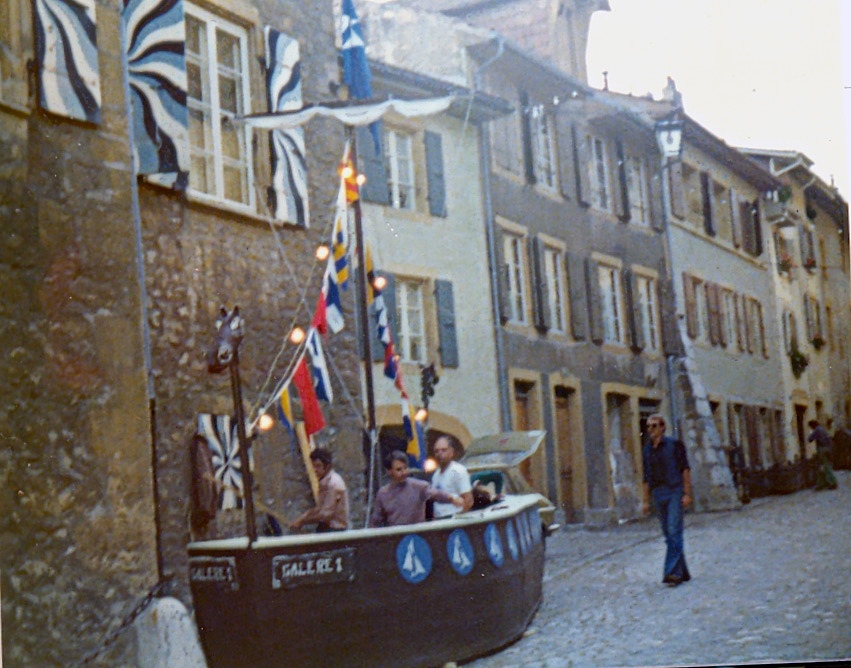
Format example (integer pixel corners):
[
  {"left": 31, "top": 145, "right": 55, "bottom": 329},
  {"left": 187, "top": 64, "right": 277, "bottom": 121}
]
[
  {"left": 293, "top": 358, "right": 325, "bottom": 436},
  {"left": 313, "top": 291, "right": 328, "bottom": 336}
]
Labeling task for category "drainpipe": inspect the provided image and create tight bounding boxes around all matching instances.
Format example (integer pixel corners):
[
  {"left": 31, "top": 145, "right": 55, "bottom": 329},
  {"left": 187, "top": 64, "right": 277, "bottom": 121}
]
[
  {"left": 659, "top": 151, "right": 681, "bottom": 440},
  {"left": 473, "top": 36, "right": 511, "bottom": 429}
]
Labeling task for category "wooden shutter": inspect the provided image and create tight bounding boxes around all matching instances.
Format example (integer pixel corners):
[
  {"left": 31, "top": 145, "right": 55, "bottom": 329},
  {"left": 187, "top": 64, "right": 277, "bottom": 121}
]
[
  {"left": 612, "top": 140, "right": 628, "bottom": 221},
  {"left": 706, "top": 282, "right": 721, "bottom": 345},
  {"left": 682, "top": 273, "right": 697, "bottom": 339},
  {"left": 726, "top": 403, "right": 738, "bottom": 448},
  {"left": 730, "top": 189, "right": 742, "bottom": 248},
  {"left": 566, "top": 252, "right": 588, "bottom": 340},
  {"left": 625, "top": 270, "right": 645, "bottom": 351},
  {"left": 495, "top": 227, "right": 511, "bottom": 324},
  {"left": 519, "top": 91, "right": 536, "bottom": 184},
  {"left": 434, "top": 279, "right": 458, "bottom": 368},
  {"left": 744, "top": 298, "right": 754, "bottom": 354},
  {"left": 658, "top": 277, "right": 682, "bottom": 355},
  {"left": 757, "top": 301, "right": 768, "bottom": 358},
  {"left": 529, "top": 236, "right": 551, "bottom": 331},
  {"left": 700, "top": 172, "right": 715, "bottom": 236},
  {"left": 804, "top": 295, "right": 816, "bottom": 341},
  {"left": 668, "top": 161, "right": 687, "bottom": 220},
  {"left": 556, "top": 115, "right": 577, "bottom": 200},
  {"left": 357, "top": 124, "right": 390, "bottom": 204},
  {"left": 573, "top": 126, "right": 592, "bottom": 206},
  {"left": 650, "top": 166, "right": 665, "bottom": 231},
  {"left": 735, "top": 293, "right": 747, "bottom": 352},
  {"left": 424, "top": 130, "right": 447, "bottom": 217},
  {"left": 752, "top": 200, "right": 763, "bottom": 255},
  {"left": 586, "top": 258, "right": 604, "bottom": 344}
]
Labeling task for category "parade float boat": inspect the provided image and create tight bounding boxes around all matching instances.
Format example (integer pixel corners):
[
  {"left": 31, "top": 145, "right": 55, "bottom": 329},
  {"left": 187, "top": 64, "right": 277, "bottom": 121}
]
[
  {"left": 188, "top": 491, "right": 545, "bottom": 668},
  {"left": 186, "top": 26, "right": 549, "bottom": 664}
]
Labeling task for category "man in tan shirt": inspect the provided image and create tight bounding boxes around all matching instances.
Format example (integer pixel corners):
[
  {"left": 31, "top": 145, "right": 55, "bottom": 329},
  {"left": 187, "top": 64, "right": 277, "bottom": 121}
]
[{"left": 290, "top": 448, "right": 349, "bottom": 533}]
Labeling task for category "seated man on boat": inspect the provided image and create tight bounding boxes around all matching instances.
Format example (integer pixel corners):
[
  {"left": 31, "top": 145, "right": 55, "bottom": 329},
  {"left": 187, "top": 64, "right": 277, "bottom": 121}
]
[
  {"left": 431, "top": 435, "right": 473, "bottom": 519},
  {"left": 290, "top": 448, "right": 350, "bottom": 533},
  {"left": 370, "top": 450, "right": 464, "bottom": 527}
]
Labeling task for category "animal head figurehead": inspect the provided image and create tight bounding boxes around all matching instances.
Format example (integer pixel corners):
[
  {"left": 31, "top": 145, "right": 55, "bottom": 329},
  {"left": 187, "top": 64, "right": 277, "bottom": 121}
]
[{"left": 207, "top": 307, "right": 244, "bottom": 374}]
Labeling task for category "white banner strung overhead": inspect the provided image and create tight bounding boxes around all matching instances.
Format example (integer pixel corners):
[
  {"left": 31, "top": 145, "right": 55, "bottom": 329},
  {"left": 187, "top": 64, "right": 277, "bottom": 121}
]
[{"left": 237, "top": 96, "right": 456, "bottom": 131}]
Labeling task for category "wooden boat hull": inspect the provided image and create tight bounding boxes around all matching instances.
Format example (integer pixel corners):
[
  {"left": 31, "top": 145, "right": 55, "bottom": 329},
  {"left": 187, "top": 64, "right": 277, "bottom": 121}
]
[{"left": 188, "top": 495, "right": 545, "bottom": 668}]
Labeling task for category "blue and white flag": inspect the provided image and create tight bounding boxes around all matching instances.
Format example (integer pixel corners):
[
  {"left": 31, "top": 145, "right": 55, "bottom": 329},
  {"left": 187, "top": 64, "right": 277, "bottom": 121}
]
[
  {"left": 307, "top": 328, "right": 333, "bottom": 402},
  {"left": 322, "top": 263, "right": 345, "bottom": 334},
  {"left": 340, "top": 0, "right": 372, "bottom": 100}
]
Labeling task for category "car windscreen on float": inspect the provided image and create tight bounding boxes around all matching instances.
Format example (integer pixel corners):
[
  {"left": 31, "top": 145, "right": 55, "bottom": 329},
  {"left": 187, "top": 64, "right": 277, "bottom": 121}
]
[{"left": 461, "top": 430, "right": 546, "bottom": 471}]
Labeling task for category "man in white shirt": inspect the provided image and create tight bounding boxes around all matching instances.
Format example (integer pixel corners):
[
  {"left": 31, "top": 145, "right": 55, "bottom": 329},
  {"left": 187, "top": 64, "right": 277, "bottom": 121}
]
[{"left": 431, "top": 435, "right": 473, "bottom": 519}]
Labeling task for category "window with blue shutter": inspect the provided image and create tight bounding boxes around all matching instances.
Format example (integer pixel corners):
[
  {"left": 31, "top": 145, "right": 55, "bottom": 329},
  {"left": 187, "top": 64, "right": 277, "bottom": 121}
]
[
  {"left": 424, "top": 130, "right": 446, "bottom": 217},
  {"left": 357, "top": 124, "right": 390, "bottom": 204},
  {"left": 434, "top": 279, "right": 458, "bottom": 368}
]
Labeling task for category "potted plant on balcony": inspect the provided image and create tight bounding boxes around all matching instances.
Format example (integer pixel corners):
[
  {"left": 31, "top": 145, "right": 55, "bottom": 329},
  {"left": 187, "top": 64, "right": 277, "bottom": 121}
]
[
  {"left": 804, "top": 256, "right": 817, "bottom": 272},
  {"left": 811, "top": 334, "right": 826, "bottom": 350},
  {"left": 777, "top": 251, "right": 794, "bottom": 274},
  {"left": 789, "top": 342, "right": 809, "bottom": 378}
]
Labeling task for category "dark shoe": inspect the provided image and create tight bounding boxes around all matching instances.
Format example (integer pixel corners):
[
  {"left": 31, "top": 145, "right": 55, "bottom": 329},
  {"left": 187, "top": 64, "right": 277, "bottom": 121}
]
[{"left": 662, "top": 575, "right": 682, "bottom": 586}]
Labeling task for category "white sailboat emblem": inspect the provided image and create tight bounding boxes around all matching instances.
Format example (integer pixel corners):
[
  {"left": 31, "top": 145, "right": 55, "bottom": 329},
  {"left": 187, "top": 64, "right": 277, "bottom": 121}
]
[
  {"left": 451, "top": 535, "right": 471, "bottom": 569},
  {"left": 403, "top": 540, "right": 426, "bottom": 577}
]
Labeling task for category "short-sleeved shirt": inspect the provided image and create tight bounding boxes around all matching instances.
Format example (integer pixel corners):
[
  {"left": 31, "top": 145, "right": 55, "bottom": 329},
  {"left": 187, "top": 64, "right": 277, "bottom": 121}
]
[
  {"left": 643, "top": 437, "right": 690, "bottom": 490},
  {"left": 431, "top": 461, "right": 472, "bottom": 519},
  {"left": 298, "top": 470, "right": 349, "bottom": 530},
  {"left": 369, "top": 478, "right": 455, "bottom": 527}
]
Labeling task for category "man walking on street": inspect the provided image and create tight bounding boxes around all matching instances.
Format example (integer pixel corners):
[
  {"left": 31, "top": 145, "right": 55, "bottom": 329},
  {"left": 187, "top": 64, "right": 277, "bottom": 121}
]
[
  {"left": 642, "top": 414, "right": 692, "bottom": 587},
  {"left": 431, "top": 435, "right": 473, "bottom": 519},
  {"left": 808, "top": 419, "right": 838, "bottom": 490}
]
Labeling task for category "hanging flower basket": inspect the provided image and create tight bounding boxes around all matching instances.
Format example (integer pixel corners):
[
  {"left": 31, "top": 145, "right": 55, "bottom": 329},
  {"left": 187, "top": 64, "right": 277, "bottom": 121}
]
[
  {"left": 789, "top": 344, "right": 809, "bottom": 377},
  {"left": 777, "top": 251, "right": 794, "bottom": 273},
  {"left": 777, "top": 184, "right": 793, "bottom": 203}
]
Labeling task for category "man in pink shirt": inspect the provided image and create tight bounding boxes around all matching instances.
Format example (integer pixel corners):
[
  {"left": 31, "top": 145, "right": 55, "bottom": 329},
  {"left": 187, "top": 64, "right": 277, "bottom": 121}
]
[
  {"left": 290, "top": 448, "right": 349, "bottom": 533},
  {"left": 369, "top": 451, "right": 463, "bottom": 527}
]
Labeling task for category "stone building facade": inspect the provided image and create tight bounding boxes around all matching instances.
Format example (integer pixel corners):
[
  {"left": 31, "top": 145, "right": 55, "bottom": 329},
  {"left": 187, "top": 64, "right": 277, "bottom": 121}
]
[{"left": 1, "top": 0, "right": 368, "bottom": 664}]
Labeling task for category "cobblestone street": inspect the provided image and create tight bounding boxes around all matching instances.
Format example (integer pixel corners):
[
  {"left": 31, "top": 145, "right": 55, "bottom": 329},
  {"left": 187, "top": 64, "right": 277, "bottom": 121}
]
[{"left": 465, "top": 471, "right": 851, "bottom": 668}]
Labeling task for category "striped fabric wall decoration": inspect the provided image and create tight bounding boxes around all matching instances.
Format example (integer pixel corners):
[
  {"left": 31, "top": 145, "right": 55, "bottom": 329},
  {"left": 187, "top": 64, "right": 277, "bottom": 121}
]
[
  {"left": 123, "top": 0, "right": 189, "bottom": 181},
  {"left": 265, "top": 26, "right": 308, "bottom": 227},
  {"left": 33, "top": 0, "right": 102, "bottom": 123}
]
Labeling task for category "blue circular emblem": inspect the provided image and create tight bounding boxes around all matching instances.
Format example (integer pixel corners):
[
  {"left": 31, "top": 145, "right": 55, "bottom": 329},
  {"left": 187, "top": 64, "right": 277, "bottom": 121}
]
[
  {"left": 396, "top": 534, "right": 432, "bottom": 584},
  {"left": 484, "top": 524, "right": 504, "bottom": 568},
  {"left": 505, "top": 521, "right": 519, "bottom": 561},
  {"left": 447, "top": 529, "right": 474, "bottom": 575}
]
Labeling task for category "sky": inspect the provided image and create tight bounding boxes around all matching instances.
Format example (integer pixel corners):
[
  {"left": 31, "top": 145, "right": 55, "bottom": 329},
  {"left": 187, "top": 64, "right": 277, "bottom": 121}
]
[{"left": 585, "top": 0, "right": 850, "bottom": 202}]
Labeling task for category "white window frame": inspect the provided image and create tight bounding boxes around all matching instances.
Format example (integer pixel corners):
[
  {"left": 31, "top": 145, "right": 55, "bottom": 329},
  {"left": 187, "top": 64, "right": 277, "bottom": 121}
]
[
  {"left": 589, "top": 136, "right": 611, "bottom": 212},
  {"left": 384, "top": 129, "right": 415, "bottom": 210},
  {"left": 395, "top": 279, "right": 426, "bottom": 363},
  {"left": 504, "top": 234, "right": 528, "bottom": 325},
  {"left": 599, "top": 265, "right": 625, "bottom": 344},
  {"left": 530, "top": 104, "right": 557, "bottom": 190},
  {"left": 184, "top": 4, "right": 255, "bottom": 210},
  {"left": 637, "top": 275, "right": 659, "bottom": 350},
  {"left": 544, "top": 246, "right": 566, "bottom": 332},
  {"left": 625, "top": 155, "right": 649, "bottom": 225}
]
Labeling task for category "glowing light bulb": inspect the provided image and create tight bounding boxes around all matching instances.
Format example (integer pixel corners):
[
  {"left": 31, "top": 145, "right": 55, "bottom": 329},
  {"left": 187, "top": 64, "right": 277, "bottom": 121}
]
[
  {"left": 415, "top": 408, "right": 428, "bottom": 422},
  {"left": 356, "top": 173, "right": 366, "bottom": 186},
  {"left": 423, "top": 458, "right": 437, "bottom": 473},
  {"left": 341, "top": 165, "right": 354, "bottom": 179},
  {"left": 315, "top": 244, "right": 330, "bottom": 261},
  {"left": 290, "top": 327, "right": 306, "bottom": 344},
  {"left": 258, "top": 413, "right": 275, "bottom": 431},
  {"left": 373, "top": 275, "right": 387, "bottom": 291}
]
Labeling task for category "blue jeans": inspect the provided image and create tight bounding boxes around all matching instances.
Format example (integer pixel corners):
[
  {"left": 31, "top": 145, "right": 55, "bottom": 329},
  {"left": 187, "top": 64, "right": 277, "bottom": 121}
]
[{"left": 652, "top": 485, "right": 690, "bottom": 582}]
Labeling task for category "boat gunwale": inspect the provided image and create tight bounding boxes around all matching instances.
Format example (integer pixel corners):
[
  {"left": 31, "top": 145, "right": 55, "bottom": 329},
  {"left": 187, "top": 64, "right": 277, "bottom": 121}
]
[{"left": 187, "top": 493, "right": 541, "bottom": 551}]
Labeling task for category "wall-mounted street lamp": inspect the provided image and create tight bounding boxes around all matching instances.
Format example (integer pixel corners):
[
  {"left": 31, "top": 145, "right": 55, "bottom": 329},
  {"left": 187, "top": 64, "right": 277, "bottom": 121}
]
[{"left": 655, "top": 113, "right": 684, "bottom": 161}]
